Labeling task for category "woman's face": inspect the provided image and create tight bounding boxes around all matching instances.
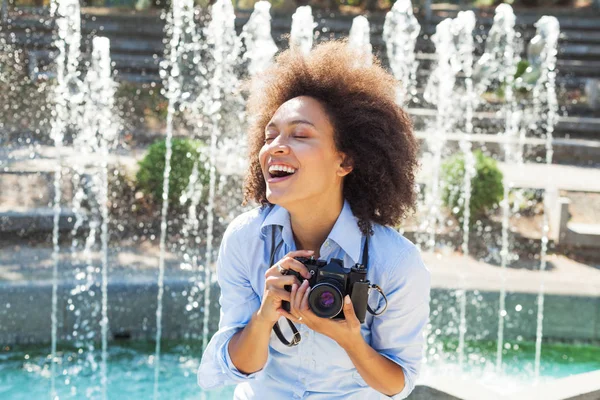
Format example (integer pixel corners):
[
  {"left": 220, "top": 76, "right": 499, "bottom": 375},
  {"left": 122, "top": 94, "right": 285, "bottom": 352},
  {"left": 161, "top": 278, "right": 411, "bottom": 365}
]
[{"left": 258, "top": 96, "right": 352, "bottom": 210}]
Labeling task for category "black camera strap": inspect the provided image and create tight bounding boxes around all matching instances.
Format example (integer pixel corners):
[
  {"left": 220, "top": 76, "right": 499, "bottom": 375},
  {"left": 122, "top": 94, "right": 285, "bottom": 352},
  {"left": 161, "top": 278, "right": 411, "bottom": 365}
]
[{"left": 270, "top": 226, "right": 301, "bottom": 347}]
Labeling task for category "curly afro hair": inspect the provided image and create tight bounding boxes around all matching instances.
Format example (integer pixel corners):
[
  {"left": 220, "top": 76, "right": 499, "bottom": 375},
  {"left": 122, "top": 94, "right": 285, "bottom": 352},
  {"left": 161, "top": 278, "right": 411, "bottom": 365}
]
[{"left": 243, "top": 40, "right": 419, "bottom": 236}]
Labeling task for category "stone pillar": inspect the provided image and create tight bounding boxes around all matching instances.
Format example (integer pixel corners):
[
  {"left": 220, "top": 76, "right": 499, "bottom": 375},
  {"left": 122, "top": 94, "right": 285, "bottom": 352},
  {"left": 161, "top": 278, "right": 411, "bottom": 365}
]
[
  {"left": 586, "top": 78, "right": 600, "bottom": 111},
  {"left": 555, "top": 197, "right": 571, "bottom": 245}
]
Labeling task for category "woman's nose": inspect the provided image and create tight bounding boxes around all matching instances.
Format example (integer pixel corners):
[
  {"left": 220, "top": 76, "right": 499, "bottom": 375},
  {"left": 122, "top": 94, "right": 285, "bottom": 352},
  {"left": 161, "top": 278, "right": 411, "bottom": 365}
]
[{"left": 268, "top": 139, "right": 290, "bottom": 155}]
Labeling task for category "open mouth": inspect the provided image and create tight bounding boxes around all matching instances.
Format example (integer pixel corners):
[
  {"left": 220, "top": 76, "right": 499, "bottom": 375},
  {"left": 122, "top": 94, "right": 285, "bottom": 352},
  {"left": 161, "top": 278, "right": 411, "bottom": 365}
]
[{"left": 268, "top": 165, "right": 297, "bottom": 182}]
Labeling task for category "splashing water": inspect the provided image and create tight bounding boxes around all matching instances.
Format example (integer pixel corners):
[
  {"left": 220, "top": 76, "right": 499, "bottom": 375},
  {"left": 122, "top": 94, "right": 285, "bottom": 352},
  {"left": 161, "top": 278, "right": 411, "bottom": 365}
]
[
  {"left": 450, "top": 10, "right": 477, "bottom": 371},
  {"left": 348, "top": 16, "right": 372, "bottom": 66},
  {"left": 290, "top": 5, "right": 315, "bottom": 55},
  {"left": 423, "top": 18, "right": 460, "bottom": 252},
  {"left": 473, "top": 4, "right": 516, "bottom": 99},
  {"left": 49, "top": 0, "right": 81, "bottom": 396},
  {"left": 474, "top": 4, "right": 519, "bottom": 374},
  {"left": 382, "top": 0, "right": 420, "bottom": 104},
  {"left": 201, "top": 0, "right": 245, "bottom": 353},
  {"left": 153, "top": 0, "right": 190, "bottom": 397},
  {"left": 89, "top": 36, "right": 118, "bottom": 399},
  {"left": 241, "top": 1, "right": 278, "bottom": 76},
  {"left": 530, "top": 16, "right": 560, "bottom": 381}
]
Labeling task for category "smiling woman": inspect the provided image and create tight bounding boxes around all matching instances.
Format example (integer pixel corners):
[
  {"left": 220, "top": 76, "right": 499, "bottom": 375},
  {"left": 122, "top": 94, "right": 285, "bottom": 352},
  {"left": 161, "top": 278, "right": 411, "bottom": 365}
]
[
  {"left": 244, "top": 41, "right": 419, "bottom": 236},
  {"left": 198, "top": 40, "right": 430, "bottom": 400}
]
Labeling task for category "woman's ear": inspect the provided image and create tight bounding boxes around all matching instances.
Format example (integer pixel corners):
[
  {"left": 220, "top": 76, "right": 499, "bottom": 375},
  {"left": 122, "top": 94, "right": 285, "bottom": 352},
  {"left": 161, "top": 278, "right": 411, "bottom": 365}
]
[{"left": 337, "top": 154, "right": 354, "bottom": 177}]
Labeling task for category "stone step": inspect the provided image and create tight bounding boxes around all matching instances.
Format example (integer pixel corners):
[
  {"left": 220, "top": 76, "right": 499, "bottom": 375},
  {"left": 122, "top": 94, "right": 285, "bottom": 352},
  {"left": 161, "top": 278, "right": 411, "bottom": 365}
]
[
  {"left": 569, "top": 223, "right": 600, "bottom": 235},
  {"left": 0, "top": 171, "right": 72, "bottom": 212},
  {"left": 408, "top": 108, "right": 600, "bottom": 139},
  {"left": 0, "top": 207, "right": 78, "bottom": 235}
]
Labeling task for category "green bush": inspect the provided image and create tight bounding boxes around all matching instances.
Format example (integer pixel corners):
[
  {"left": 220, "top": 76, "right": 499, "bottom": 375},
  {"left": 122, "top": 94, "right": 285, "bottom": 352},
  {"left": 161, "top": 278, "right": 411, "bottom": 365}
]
[
  {"left": 136, "top": 138, "right": 209, "bottom": 207},
  {"left": 441, "top": 150, "right": 504, "bottom": 223}
]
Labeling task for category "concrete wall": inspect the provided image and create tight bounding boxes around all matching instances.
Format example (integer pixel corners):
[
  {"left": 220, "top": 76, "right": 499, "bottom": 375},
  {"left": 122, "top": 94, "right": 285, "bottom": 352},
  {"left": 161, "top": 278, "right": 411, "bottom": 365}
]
[{"left": 1, "top": 282, "right": 598, "bottom": 345}]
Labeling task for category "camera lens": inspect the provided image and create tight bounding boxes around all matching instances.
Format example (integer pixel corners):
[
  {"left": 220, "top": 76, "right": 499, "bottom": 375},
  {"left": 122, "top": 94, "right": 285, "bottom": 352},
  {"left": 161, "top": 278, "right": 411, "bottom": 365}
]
[
  {"left": 318, "top": 291, "right": 335, "bottom": 308},
  {"left": 308, "top": 282, "right": 343, "bottom": 318}
]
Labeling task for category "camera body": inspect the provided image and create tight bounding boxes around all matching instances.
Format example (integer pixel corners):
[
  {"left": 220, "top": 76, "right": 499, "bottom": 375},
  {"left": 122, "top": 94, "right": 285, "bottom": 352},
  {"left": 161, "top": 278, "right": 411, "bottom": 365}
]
[{"left": 282, "top": 257, "right": 370, "bottom": 323}]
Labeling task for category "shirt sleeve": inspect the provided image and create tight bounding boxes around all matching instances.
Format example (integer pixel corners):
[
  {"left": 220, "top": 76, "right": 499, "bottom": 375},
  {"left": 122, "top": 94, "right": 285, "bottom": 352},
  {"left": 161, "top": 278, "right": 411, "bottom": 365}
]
[
  {"left": 369, "top": 245, "right": 431, "bottom": 400},
  {"left": 197, "top": 223, "right": 263, "bottom": 390}
]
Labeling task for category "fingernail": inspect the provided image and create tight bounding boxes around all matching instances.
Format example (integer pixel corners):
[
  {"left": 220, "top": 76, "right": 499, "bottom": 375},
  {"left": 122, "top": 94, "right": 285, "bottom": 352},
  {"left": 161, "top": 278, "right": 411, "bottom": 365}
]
[
  {"left": 307, "top": 250, "right": 314, "bottom": 253},
  {"left": 292, "top": 283, "right": 297, "bottom": 291},
  {"left": 302, "top": 280, "right": 309, "bottom": 287},
  {"left": 345, "top": 295, "right": 351, "bottom": 304}
]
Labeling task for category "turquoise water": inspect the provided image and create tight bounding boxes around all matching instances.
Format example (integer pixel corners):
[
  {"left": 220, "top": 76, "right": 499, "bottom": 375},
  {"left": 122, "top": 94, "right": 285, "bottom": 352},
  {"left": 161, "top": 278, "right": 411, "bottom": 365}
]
[
  {"left": 0, "top": 340, "right": 598, "bottom": 399},
  {"left": 0, "top": 341, "right": 235, "bottom": 399}
]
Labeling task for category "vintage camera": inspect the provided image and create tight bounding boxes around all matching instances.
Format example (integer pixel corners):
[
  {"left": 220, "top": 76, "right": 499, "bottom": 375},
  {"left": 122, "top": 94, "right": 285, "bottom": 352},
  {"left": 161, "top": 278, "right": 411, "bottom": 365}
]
[{"left": 282, "top": 257, "right": 371, "bottom": 323}]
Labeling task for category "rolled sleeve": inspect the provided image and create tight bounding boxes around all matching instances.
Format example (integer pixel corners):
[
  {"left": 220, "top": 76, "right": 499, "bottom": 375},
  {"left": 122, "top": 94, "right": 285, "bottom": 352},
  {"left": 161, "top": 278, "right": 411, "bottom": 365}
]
[
  {"left": 197, "top": 224, "right": 263, "bottom": 389},
  {"left": 370, "top": 246, "right": 431, "bottom": 400}
]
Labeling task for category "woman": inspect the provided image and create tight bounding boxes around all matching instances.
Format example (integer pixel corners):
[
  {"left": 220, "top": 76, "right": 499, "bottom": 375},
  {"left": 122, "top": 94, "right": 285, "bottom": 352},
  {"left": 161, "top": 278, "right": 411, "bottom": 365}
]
[{"left": 198, "top": 41, "right": 430, "bottom": 400}]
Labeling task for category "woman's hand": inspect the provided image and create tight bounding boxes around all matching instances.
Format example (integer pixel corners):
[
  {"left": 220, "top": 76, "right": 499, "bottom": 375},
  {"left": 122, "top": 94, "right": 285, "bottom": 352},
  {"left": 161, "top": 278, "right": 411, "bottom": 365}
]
[
  {"left": 279, "top": 279, "right": 364, "bottom": 349},
  {"left": 256, "top": 250, "right": 314, "bottom": 325}
]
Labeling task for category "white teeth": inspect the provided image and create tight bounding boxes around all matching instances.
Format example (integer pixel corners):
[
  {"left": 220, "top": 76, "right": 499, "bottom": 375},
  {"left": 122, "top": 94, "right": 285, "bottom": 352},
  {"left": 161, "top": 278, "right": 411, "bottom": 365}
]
[{"left": 269, "top": 165, "right": 296, "bottom": 174}]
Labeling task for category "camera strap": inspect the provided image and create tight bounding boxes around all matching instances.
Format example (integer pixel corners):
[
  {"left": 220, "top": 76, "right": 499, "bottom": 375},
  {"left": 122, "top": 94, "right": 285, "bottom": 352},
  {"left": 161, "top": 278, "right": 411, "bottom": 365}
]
[
  {"left": 361, "top": 234, "right": 389, "bottom": 317},
  {"left": 270, "top": 226, "right": 302, "bottom": 347}
]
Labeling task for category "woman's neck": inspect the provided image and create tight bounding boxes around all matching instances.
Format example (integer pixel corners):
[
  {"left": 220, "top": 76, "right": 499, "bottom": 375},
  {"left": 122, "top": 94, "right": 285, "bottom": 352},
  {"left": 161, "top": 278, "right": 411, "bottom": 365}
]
[{"left": 288, "top": 196, "right": 344, "bottom": 256}]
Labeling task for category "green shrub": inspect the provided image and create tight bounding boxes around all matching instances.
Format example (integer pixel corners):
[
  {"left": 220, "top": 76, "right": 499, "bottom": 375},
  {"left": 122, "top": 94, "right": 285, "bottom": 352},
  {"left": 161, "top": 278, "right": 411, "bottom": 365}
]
[
  {"left": 441, "top": 150, "right": 504, "bottom": 223},
  {"left": 136, "top": 138, "right": 209, "bottom": 207}
]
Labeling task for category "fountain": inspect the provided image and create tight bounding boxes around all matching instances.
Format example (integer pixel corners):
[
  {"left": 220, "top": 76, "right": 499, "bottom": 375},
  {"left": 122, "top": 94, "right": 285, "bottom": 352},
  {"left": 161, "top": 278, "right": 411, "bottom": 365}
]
[
  {"left": 382, "top": 0, "right": 420, "bottom": 104},
  {"left": 240, "top": 1, "right": 278, "bottom": 76},
  {"left": 527, "top": 16, "right": 560, "bottom": 381},
  {"left": 48, "top": 0, "right": 82, "bottom": 396},
  {"left": 0, "top": 0, "right": 598, "bottom": 399},
  {"left": 348, "top": 15, "right": 372, "bottom": 66},
  {"left": 289, "top": 5, "right": 315, "bottom": 55},
  {"left": 422, "top": 17, "right": 460, "bottom": 252}
]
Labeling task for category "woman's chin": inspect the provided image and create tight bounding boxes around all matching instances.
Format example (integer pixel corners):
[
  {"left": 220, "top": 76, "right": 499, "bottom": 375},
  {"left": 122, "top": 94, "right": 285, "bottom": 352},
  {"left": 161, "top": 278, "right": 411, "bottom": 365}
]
[{"left": 266, "top": 191, "right": 292, "bottom": 208}]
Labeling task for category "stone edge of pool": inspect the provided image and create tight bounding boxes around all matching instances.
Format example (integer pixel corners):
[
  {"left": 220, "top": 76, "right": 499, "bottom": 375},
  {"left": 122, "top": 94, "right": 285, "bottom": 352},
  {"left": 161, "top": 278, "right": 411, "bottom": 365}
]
[
  {"left": 411, "top": 369, "right": 600, "bottom": 400},
  {"left": 1, "top": 279, "right": 598, "bottom": 344}
]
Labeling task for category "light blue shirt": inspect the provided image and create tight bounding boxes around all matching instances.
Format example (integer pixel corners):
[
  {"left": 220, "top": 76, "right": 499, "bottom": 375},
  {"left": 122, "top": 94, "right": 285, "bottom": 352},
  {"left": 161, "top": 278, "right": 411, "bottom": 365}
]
[{"left": 197, "top": 200, "right": 431, "bottom": 399}]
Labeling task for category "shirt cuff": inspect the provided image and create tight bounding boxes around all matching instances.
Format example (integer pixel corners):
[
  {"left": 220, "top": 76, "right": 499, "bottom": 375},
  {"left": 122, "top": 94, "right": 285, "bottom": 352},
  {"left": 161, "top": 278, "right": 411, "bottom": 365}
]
[
  {"left": 379, "top": 354, "right": 415, "bottom": 400},
  {"left": 198, "top": 325, "right": 265, "bottom": 389},
  {"left": 222, "top": 332, "right": 264, "bottom": 380},
  {"left": 389, "top": 373, "right": 413, "bottom": 400}
]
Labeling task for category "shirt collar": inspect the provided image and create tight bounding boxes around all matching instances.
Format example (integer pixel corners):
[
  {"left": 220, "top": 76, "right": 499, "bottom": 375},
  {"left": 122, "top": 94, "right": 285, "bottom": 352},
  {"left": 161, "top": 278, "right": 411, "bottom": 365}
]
[
  {"left": 327, "top": 200, "right": 363, "bottom": 263},
  {"left": 260, "top": 204, "right": 295, "bottom": 248},
  {"left": 260, "top": 200, "right": 363, "bottom": 263}
]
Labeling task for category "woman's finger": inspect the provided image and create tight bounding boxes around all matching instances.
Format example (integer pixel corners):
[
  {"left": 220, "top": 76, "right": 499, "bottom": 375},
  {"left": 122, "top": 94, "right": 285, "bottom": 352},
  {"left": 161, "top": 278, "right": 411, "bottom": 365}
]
[
  {"left": 265, "top": 274, "right": 300, "bottom": 289},
  {"left": 284, "top": 250, "right": 315, "bottom": 258},
  {"left": 277, "top": 308, "right": 304, "bottom": 324},
  {"left": 300, "top": 280, "right": 311, "bottom": 312},
  {"left": 276, "top": 257, "right": 313, "bottom": 279},
  {"left": 294, "top": 279, "right": 309, "bottom": 312},
  {"left": 342, "top": 295, "right": 359, "bottom": 326},
  {"left": 288, "top": 283, "right": 299, "bottom": 316},
  {"left": 264, "top": 286, "right": 292, "bottom": 302}
]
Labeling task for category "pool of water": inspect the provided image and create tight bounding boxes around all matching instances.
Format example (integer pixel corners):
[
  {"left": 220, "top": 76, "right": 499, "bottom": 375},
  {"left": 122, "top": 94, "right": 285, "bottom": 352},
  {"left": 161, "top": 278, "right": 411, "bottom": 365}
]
[{"left": 1, "top": 340, "right": 598, "bottom": 399}]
